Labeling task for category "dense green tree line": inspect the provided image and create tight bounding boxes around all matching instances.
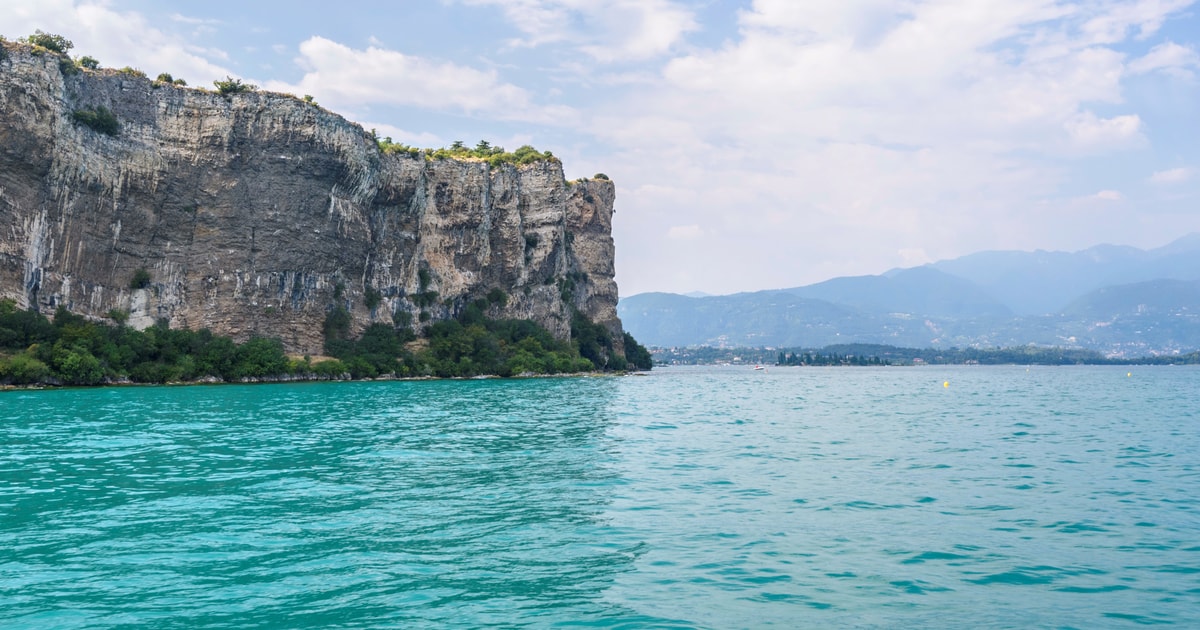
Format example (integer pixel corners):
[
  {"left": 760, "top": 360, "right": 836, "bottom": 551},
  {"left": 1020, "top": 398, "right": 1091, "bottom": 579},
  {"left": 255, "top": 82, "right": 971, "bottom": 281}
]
[
  {"left": 0, "top": 300, "right": 298, "bottom": 385},
  {"left": 0, "top": 297, "right": 651, "bottom": 386},
  {"left": 323, "top": 297, "right": 653, "bottom": 378},
  {"left": 803, "top": 343, "right": 1121, "bottom": 365},
  {"left": 778, "top": 351, "right": 889, "bottom": 366}
]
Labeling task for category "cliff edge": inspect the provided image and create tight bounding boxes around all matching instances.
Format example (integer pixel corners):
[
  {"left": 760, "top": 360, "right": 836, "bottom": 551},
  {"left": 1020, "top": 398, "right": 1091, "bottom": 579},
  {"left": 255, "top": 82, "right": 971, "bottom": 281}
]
[{"left": 0, "top": 43, "right": 623, "bottom": 355}]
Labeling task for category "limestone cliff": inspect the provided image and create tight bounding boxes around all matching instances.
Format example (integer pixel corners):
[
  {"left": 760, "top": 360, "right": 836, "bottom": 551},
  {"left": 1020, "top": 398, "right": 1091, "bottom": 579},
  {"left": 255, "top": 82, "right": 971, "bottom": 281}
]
[{"left": 0, "top": 44, "right": 622, "bottom": 354}]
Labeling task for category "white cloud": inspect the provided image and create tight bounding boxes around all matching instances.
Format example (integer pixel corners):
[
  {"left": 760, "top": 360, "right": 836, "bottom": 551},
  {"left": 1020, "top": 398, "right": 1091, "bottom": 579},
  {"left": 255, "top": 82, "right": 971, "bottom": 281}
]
[
  {"left": 1128, "top": 41, "right": 1200, "bottom": 77},
  {"left": 1064, "top": 112, "right": 1145, "bottom": 151},
  {"left": 658, "top": 3, "right": 1146, "bottom": 153},
  {"left": 2, "top": 0, "right": 235, "bottom": 86},
  {"left": 262, "top": 37, "right": 575, "bottom": 123},
  {"left": 1150, "top": 167, "right": 1193, "bottom": 183},
  {"left": 578, "top": 0, "right": 697, "bottom": 62},
  {"left": 597, "top": 0, "right": 1196, "bottom": 294},
  {"left": 1079, "top": 0, "right": 1193, "bottom": 43},
  {"left": 169, "top": 13, "right": 220, "bottom": 26},
  {"left": 456, "top": 0, "right": 697, "bottom": 62}
]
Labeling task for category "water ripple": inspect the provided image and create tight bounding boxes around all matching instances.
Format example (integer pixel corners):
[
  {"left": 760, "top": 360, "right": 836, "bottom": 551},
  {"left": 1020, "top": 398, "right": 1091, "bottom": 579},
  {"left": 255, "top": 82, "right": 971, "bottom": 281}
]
[{"left": 2, "top": 367, "right": 1199, "bottom": 627}]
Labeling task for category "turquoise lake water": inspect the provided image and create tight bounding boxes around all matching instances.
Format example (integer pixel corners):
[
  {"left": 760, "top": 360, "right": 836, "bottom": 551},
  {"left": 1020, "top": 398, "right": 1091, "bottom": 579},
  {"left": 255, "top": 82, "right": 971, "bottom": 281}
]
[{"left": 2, "top": 365, "right": 1198, "bottom": 628}]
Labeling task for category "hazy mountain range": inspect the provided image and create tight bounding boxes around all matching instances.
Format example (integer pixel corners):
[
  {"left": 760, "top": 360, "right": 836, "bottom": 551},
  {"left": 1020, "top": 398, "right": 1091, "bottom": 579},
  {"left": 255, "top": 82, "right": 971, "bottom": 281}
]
[{"left": 618, "top": 235, "right": 1200, "bottom": 356}]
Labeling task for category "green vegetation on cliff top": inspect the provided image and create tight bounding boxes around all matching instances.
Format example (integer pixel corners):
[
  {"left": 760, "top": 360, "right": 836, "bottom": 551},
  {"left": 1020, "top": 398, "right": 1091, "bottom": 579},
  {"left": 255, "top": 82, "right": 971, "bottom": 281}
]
[
  {"left": 376, "top": 136, "right": 562, "bottom": 169},
  {"left": 4, "top": 32, "right": 569, "bottom": 172},
  {"left": 18, "top": 30, "right": 72, "bottom": 55}
]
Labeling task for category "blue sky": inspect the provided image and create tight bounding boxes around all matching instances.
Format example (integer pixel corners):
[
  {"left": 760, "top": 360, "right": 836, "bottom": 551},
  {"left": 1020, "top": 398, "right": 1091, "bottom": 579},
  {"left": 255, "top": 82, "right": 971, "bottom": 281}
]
[{"left": 4, "top": 0, "right": 1199, "bottom": 297}]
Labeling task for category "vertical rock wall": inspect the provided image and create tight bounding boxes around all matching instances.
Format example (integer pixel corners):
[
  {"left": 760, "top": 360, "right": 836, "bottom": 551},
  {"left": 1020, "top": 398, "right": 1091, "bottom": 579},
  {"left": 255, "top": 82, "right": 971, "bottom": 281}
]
[{"left": 0, "top": 45, "right": 623, "bottom": 354}]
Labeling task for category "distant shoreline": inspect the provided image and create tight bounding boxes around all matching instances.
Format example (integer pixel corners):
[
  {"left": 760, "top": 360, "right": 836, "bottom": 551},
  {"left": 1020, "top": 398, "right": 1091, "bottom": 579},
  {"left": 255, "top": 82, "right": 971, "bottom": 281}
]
[{"left": 652, "top": 344, "right": 1200, "bottom": 367}]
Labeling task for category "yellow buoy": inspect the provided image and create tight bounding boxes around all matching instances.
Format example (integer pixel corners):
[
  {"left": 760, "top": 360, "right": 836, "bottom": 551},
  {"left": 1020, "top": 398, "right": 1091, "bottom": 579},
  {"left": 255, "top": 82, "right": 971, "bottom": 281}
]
[
  {"left": 1127, "top": 372, "right": 1132, "bottom": 378},
  {"left": 943, "top": 381, "right": 949, "bottom": 388}
]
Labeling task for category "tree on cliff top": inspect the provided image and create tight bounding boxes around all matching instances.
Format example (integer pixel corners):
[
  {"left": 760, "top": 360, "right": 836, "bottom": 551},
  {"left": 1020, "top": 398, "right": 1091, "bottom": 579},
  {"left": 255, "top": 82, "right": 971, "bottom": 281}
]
[
  {"left": 214, "top": 76, "right": 256, "bottom": 95},
  {"left": 20, "top": 30, "right": 73, "bottom": 55}
]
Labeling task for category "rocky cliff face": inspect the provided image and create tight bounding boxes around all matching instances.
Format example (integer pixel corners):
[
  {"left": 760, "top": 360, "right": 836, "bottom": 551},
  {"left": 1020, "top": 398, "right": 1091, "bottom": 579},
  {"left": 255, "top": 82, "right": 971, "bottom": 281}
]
[{"left": 0, "top": 44, "right": 622, "bottom": 354}]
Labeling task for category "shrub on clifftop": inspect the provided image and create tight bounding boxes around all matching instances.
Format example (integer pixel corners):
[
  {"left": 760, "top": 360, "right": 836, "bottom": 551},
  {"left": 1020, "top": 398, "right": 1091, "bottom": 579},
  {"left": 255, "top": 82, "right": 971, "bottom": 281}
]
[
  {"left": 386, "top": 138, "right": 560, "bottom": 167},
  {"left": 20, "top": 30, "right": 72, "bottom": 55},
  {"left": 154, "top": 73, "right": 187, "bottom": 86},
  {"left": 214, "top": 76, "right": 256, "bottom": 95}
]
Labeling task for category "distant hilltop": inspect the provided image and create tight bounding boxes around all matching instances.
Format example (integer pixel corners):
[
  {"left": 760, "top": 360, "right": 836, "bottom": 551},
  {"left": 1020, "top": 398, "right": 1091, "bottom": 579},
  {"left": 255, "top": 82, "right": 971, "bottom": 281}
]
[
  {"left": 619, "top": 235, "right": 1200, "bottom": 357},
  {"left": 0, "top": 37, "right": 625, "bottom": 355}
]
